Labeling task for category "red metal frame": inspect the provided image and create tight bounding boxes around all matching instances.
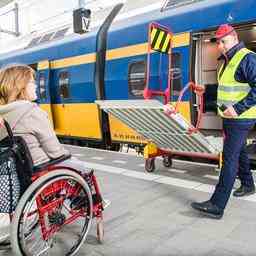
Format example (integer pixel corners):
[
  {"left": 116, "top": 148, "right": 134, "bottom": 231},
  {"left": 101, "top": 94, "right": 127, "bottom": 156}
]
[
  {"left": 164, "top": 81, "right": 205, "bottom": 134},
  {"left": 143, "top": 22, "right": 173, "bottom": 105},
  {"left": 27, "top": 165, "right": 104, "bottom": 241},
  {"left": 147, "top": 147, "right": 219, "bottom": 161},
  {"left": 144, "top": 81, "right": 219, "bottom": 164}
]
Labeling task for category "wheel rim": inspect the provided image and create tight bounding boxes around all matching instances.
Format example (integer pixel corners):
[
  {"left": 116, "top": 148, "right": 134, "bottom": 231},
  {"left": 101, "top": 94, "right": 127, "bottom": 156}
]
[
  {"left": 163, "top": 156, "right": 172, "bottom": 167},
  {"left": 16, "top": 175, "right": 93, "bottom": 256}
]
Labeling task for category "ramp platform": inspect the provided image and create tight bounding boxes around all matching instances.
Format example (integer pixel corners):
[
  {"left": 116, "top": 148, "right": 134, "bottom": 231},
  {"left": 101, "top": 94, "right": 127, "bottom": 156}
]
[{"left": 96, "top": 100, "right": 219, "bottom": 156}]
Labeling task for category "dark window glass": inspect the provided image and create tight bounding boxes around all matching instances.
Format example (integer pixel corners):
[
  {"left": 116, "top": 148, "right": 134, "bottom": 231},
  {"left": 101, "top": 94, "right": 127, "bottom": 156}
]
[
  {"left": 128, "top": 61, "right": 146, "bottom": 97},
  {"left": 39, "top": 73, "right": 47, "bottom": 99},
  {"left": 170, "top": 52, "right": 182, "bottom": 96},
  {"left": 53, "top": 27, "right": 69, "bottom": 39},
  {"left": 162, "top": 0, "right": 205, "bottom": 10},
  {"left": 27, "top": 37, "right": 41, "bottom": 48},
  {"left": 39, "top": 32, "right": 55, "bottom": 44},
  {"left": 59, "top": 71, "right": 70, "bottom": 99}
]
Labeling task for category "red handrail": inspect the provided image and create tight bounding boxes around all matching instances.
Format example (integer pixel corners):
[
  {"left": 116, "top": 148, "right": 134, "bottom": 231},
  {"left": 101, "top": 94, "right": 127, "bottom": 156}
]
[
  {"left": 143, "top": 22, "right": 172, "bottom": 105},
  {"left": 166, "top": 81, "right": 205, "bottom": 134}
]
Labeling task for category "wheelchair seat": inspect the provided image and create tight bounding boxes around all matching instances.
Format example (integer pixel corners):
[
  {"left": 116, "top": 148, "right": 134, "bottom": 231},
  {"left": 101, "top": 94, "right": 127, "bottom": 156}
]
[{"left": 33, "top": 154, "right": 71, "bottom": 173}]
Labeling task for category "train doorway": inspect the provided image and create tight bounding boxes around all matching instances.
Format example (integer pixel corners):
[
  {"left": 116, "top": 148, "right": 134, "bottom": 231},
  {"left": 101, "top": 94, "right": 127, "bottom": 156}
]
[
  {"left": 192, "top": 23, "right": 256, "bottom": 131},
  {"left": 36, "top": 60, "right": 54, "bottom": 127}
]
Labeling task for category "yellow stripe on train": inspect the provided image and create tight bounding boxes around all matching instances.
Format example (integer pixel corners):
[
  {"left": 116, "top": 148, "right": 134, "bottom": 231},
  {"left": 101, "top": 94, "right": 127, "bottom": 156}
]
[
  {"left": 37, "top": 32, "right": 190, "bottom": 70},
  {"left": 108, "top": 114, "right": 147, "bottom": 144},
  {"left": 169, "top": 101, "right": 191, "bottom": 123},
  {"left": 40, "top": 103, "right": 102, "bottom": 139}
]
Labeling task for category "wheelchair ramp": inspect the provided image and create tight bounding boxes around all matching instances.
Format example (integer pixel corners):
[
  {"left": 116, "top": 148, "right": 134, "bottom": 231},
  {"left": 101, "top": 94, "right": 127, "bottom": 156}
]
[{"left": 96, "top": 100, "right": 219, "bottom": 155}]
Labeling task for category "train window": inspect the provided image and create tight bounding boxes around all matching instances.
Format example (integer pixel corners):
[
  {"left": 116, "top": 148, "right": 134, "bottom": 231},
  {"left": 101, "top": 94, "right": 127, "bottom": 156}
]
[
  {"left": 39, "top": 73, "right": 47, "bottom": 99},
  {"left": 59, "top": 71, "right": 70, "bottom": 98},
  {"left": 170, "top": 52, "right": 182, "bottom": 96},
  {"left": 128, "top": 61, "right": 146, "bottom": 97},
  {"left": 162, "top": 0, "right": 205, "bottom": 11}
]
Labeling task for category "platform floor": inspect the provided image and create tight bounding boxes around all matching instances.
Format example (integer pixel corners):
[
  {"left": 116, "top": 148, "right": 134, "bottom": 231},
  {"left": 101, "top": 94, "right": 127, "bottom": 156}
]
[{"left": 1, "top": 145, "right": 256, "bottom": 256}]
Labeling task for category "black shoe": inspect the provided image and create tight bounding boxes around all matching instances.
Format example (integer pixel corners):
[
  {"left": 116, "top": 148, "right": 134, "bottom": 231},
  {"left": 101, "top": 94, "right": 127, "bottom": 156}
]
[
  {"left": 233, "top": 185, "right": 255, "bottom": 197},
  {"left": 191, "top": 200, "right": 223, "bottom": 219}
]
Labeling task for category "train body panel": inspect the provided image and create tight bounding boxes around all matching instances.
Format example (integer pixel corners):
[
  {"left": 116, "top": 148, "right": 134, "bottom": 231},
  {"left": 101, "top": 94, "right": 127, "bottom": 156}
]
[
  {"left": 51, "top": 103, "right": 102, "bottom": 139},
  {"left": 0, "top": 0, "right": 255, "bottom": 147}
]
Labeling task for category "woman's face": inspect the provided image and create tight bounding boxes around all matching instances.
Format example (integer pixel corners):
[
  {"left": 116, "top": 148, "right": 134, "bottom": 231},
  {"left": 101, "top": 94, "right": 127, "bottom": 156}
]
[{"left": 26, "top": 78, "right": 37, "bottom": 101}]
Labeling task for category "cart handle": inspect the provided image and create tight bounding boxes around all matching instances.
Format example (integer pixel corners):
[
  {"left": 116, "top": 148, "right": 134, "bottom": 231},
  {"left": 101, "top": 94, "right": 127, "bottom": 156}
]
[{"left": 171, "top": 81, "right": 204, "bottom": 134}]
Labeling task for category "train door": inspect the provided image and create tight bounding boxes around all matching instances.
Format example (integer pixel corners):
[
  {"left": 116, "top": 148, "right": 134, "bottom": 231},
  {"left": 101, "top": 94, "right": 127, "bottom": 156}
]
[
  {"left": 169, "top": 32, "right": 191, "bottom": 122},
  {"left": 192, "top": 24, "right": 256, "bottom": 131},
  {"left": 52, "top": 69, "right": 71, "bottom": 136},
  {"left": 37, "top": 60, "right": 54, "bottom": 127},
  {"left": 106, "top": 22, "right": 173, "bottom": 146},
  {"left": 146, "top": 25, "right": 192, "bottom": 122},
  {"left": 192, "top": 32, "right": 222, "bottom": 130}
]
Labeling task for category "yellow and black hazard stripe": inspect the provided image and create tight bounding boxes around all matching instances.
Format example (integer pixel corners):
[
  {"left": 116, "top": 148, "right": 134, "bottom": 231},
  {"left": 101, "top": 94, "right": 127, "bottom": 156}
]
[{"left": 150, "top": 27, "right": 171, "bottom": 54}]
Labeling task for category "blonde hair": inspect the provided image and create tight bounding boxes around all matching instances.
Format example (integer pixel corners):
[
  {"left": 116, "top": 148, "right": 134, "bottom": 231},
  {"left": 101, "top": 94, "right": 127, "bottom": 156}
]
[{"left": 0, "top": 64, "right": 35, "bottom": 104}]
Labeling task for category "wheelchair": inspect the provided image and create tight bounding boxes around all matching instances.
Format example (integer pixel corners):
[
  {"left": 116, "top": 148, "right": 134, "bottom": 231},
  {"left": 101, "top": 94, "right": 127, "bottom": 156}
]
[{"left": 0, "top": 121, "right": 105, "bottom": 255}]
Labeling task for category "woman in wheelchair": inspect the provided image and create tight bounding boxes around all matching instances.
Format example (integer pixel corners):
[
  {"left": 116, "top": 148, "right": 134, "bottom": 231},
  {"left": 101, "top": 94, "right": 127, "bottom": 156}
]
[{"left": 0, "top": 65, "right": 106, "bottom": 255}]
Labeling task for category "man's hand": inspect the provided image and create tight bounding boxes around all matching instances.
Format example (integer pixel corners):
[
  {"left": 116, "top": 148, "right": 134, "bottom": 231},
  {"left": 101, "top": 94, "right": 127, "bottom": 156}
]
[
  {"left": 194, "top": 84, "right": 205, "bottom": 96},
  {"left": 223, "top": 106, "right": 238, "bottom": 117}
]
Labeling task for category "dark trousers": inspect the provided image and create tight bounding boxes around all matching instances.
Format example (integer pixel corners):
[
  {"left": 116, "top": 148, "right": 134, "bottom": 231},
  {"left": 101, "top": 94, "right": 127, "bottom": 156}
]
[{"left": 210, "top": 119, "right": 256, "bottom": 210}]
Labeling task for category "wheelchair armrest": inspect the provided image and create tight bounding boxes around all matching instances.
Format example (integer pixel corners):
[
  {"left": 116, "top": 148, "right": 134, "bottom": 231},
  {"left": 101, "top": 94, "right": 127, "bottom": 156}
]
[{"left": 33, "top": 154, "right": 71, "bottom": 173}]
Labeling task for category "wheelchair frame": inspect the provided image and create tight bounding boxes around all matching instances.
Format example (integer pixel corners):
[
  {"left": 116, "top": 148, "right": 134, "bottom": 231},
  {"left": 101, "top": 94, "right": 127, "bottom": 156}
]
[{"left": 0, "top": 120, "right": 105, "bottom": 255}]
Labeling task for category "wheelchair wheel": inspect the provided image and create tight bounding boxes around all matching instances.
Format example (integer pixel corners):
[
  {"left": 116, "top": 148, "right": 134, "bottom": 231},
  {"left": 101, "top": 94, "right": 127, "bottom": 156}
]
[
  {"left": 145, "top": 158, "right": 155, "bottom": 172},
  {"left": 11, "top": 169, "right": 93, "bottom": 256},
  {"left": 163, "top": 155, "right": 172, "bottom": 168}
]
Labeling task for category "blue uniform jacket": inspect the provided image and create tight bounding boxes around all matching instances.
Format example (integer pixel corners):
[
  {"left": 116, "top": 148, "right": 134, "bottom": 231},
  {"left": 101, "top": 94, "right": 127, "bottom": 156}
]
[{"left": 218, "top": 42, "right": 256, "bottom": 116}]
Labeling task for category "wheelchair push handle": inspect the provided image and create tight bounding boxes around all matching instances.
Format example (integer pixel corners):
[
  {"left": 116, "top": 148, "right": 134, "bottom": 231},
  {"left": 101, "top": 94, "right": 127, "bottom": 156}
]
[{"left": 3, "top": 119, "right": 15, "bottom": 145}]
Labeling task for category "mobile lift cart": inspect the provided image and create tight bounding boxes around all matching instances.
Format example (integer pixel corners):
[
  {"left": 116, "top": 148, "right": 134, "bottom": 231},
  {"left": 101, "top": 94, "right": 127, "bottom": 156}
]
[{"left": 96, "top": 98, "right": 221, "bottom": 172}]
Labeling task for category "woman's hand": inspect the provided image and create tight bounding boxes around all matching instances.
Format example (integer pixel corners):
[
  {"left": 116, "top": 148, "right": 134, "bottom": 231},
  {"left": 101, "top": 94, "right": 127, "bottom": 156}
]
[{"left": 0, "top": 117, "right": 4, "bottom": 128}]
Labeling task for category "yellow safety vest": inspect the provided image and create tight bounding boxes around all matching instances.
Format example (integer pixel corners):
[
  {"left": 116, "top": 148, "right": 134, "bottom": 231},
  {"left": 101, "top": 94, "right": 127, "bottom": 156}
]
[{"left": 217, "top": 48, "right": 256, "bottom": 119}]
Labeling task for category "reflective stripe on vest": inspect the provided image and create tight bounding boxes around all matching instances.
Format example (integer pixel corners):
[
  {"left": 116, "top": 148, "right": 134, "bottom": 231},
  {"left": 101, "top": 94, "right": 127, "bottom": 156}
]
[{"left": 217, "top": 47, "right": 256, "bottom": 119}]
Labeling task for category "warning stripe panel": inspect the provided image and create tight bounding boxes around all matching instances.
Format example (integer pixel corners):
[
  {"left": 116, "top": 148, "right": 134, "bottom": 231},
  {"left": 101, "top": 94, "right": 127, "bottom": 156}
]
[{"left": 150, "top": 27, "right": 171, "bottom": 53}]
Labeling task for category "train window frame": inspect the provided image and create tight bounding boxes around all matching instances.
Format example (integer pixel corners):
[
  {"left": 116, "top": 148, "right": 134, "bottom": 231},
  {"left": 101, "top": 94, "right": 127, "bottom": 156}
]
[
  {"left": 58, "top": 71, "right": 70, "bottom": 99},
  {"left": 128, "top": 60, "right": 146, "bottom": 97},
  {"left": 170, "top": 52, "right": 182, "bottom": 97},
  {"left": 38, "top": 72, "right": 47, "bottom": 100},
  {"left": 162, "top": 0, "right": 205, "bottom": 11}
]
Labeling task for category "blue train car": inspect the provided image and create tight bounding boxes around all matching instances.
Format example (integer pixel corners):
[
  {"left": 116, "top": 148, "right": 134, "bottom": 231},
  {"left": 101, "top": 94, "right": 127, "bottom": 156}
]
[{"left": 0, "top": 0, "right": 255, "bottom": 149}]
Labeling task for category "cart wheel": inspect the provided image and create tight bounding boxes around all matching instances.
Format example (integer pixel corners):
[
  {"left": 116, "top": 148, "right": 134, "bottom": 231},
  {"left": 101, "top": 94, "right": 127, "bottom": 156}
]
[
  {"left": 96, "top": 217, "right": 104, "bottom": 244},
  {"left": 145, "top": 158, "right": 155, "bottom": 172},
  {"left": 163, "top": 156, "right": 172, "bottom": 168}
]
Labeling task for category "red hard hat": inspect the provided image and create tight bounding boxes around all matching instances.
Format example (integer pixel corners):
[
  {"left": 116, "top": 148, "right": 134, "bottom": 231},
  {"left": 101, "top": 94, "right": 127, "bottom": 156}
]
[{"left": 215, "top": 24, "right": 235, "bottom": 40}]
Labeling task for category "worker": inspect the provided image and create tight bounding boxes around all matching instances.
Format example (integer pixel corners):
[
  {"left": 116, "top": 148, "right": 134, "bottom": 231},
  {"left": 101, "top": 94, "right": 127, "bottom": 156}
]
[{"left": 191, "top": 24, "right": 256, "bottom": 219}]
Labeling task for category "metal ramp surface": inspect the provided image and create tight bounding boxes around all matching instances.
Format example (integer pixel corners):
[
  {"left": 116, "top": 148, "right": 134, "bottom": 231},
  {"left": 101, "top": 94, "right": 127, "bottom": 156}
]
[{"left": 96, "top": 100, "right": 219, "bottom": 155}]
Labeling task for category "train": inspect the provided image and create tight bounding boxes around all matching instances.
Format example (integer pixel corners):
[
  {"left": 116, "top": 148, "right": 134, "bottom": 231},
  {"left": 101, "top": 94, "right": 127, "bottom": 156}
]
[{"left": 0, "top": 0, "right": 256, "bottom": 152}]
